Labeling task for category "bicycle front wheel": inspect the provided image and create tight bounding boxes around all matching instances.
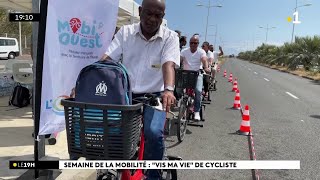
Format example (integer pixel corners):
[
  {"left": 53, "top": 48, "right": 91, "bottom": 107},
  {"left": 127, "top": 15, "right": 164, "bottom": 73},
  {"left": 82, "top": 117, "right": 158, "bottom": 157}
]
[
  {"left": 96, "top": 169, "right": 123, "bottom": 180},
  {"left": 162, "top": 169, "right": 178, "bottom": 180},
  {"left": 177, "top": 99, "right": 187, "bottom": 142}
]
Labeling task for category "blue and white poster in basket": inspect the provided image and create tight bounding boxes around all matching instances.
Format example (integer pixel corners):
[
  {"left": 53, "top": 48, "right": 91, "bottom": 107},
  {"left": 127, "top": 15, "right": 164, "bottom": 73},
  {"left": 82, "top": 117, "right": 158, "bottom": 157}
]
[{"left": 38, "top": 0, "right": 119, "bottom": 135}]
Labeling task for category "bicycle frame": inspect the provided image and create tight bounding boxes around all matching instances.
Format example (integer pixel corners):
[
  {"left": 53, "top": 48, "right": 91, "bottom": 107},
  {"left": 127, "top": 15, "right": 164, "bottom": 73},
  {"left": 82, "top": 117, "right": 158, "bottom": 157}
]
[
  {"left": 121, "top": 97, "right": 175, "bottom": 180},
  {"left": 121, "top": 131, "right": 145, "bottom": 180},
  {"left": 184, "top": 88, "right": 204, "bottom": 127},
  {"left": 186, "top": 88, "right": 195, "bottom": 113}
]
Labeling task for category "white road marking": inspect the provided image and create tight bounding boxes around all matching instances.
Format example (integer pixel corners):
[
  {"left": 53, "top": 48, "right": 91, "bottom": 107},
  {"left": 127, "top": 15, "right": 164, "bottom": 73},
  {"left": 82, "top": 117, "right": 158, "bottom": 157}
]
[
  {"left": 264, "top": 78, "right": 270, "bottom": 82},
  {"left": 248, "top": 68, "right": 251, "bottom": 71},
  {"left": 286, "top": 92, "right": 299, "bottom": 99},
  {"left": 301, "top": 120, "right": 304, "bottom": 122},
  {"left": 254, "top": 72, "right": 258, "bottom": 74}
]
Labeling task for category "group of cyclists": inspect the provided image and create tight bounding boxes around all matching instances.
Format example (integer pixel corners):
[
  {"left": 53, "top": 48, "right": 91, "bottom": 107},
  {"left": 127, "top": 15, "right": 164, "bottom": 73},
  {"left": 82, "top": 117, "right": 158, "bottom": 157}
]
[
  {"left": 93, "top": 0, "right": 223, "bottom": 179},
  {"left": 176, "top": 32, "right": 223, "bottom": 121}
]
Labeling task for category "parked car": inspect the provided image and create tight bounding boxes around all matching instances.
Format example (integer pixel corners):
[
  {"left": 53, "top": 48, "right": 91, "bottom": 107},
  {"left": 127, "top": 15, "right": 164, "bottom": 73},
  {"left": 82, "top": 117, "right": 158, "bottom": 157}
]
[{"left": 0, "top": 37, "right": 20, "bottom": 59}]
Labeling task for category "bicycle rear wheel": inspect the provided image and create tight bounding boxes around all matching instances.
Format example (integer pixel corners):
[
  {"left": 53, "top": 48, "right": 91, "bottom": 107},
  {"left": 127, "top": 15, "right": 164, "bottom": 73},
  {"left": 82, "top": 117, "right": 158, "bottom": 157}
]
[{"left": 177, "top": 99, "right": 187, "bottom": 142}]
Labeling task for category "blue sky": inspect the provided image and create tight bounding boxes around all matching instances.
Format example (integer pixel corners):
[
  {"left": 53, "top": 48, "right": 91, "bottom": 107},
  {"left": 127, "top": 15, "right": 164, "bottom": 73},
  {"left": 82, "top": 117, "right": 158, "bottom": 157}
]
[{"left": 134, "top": 0, "right": 319, "bottom": 55}]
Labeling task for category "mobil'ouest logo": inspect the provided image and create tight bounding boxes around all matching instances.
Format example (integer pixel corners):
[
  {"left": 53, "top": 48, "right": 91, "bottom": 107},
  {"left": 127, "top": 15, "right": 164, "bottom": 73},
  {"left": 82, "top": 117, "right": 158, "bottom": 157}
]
[{"left": 58, "top": 18, "right": 104, "bottom": 48}]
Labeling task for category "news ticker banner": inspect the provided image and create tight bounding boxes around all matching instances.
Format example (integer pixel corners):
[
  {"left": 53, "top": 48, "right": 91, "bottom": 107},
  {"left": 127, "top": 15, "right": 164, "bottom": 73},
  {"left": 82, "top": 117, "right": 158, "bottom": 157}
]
[{"left": 9, "top": 160, "right": 300, "bottom": 170}]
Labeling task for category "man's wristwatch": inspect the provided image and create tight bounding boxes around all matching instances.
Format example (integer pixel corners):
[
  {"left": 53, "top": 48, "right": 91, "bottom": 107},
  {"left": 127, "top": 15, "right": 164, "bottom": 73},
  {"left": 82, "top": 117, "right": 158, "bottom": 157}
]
[{"left": 164, "top": 85, "right": 175, "bottom": 92}]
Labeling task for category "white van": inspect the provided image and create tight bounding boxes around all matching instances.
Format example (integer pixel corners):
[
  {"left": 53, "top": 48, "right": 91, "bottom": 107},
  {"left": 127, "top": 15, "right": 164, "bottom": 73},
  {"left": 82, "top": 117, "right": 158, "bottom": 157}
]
[{"left": 0, "top": 37, "right": 20, "bottom": 59}]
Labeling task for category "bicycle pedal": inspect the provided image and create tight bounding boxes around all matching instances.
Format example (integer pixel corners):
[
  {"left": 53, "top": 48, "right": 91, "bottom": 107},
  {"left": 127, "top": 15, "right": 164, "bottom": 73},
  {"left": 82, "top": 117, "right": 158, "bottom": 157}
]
[
  {"left": 188, "top": 123, "right": 204, "bottom": 127},
  {"left": 180, "top": 119, "right": 187, "bottom": 123},
  {"left": 202, "top": 101, "right": 211, "bottom": 105},
  {"left": 166, "top": 155, "right": 182, "bottom": 161}
]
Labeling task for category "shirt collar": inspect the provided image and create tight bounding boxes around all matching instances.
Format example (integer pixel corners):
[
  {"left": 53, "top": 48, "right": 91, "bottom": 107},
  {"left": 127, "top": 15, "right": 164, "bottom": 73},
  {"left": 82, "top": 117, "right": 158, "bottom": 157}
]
[{"left": 134, "top": 23, "right": 164, "bottom": 41}]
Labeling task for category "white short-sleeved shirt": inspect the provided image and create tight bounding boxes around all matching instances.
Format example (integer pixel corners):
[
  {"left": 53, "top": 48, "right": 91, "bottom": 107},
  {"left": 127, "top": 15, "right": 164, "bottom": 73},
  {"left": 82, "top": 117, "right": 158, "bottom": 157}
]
[
  {"left": 105, "top": 23, "right": 180, "bottom": 94},
  {"left": 181, "top": 47, "right": 206, "bottom": 71},
  {"left": 206, "top": 50, "right": 214, "bottom": 63},
  {"left": 212, "top": 51, "right": 220, "bottom": 63}
]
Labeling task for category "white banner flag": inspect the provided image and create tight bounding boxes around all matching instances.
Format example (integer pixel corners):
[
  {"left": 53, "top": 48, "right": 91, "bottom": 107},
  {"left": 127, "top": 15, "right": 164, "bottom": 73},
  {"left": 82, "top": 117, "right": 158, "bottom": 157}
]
[{"left": 38, "top": 0, "right": 119, "bottom": 135}]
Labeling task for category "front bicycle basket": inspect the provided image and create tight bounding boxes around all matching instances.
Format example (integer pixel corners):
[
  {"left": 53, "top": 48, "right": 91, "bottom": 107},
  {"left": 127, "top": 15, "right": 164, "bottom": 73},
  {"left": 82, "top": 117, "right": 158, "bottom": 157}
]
[
  {"left": 175, "top": 69, "right": 199, "bottom": 89},
  {"left": 61, "top": 98, "right": 143, "bottom": 160}
]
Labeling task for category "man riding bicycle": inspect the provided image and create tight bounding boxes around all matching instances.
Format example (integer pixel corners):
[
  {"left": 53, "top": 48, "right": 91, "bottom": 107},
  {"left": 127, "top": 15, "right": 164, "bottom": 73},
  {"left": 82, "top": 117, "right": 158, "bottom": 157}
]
[
  {"left": 180, "top": 35, "right": 210, "bottom": 121},
  {"left": 202, "top": 41, "right": 214, "bottom": 98},
  {"left": 100, "top": 0, "right": 179, "bottom": 179},
  {"left": 209, "top": 44, "right": 224, "bottom": 90}
]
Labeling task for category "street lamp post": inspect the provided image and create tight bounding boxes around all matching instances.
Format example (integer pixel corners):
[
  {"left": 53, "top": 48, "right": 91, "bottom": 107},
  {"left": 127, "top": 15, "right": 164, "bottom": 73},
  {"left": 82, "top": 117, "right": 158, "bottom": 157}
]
[
  {"left": 214, "top": 25, "right": 218, "bottom": 47},
  {"left": 291, "top": 0, "right": 312, "bottom": 43},
  {"left": 197, "top": 1, "right": 222, "bottom": 41},
  {"left": 209, "top": 24, "right": 218, "bottom": 47},
  {"left": 19, "top": 22, "right": 22, "bottom": 56},
  {"left": 259, "top": 24, "right": 276, "bottom": 43}
]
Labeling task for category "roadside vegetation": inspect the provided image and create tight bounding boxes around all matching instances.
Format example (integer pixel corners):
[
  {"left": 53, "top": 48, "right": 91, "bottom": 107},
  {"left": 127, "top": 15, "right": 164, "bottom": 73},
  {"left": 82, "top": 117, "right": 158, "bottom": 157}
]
[{"left": 238, "top": 36, "right": 320, "bottom": 80}]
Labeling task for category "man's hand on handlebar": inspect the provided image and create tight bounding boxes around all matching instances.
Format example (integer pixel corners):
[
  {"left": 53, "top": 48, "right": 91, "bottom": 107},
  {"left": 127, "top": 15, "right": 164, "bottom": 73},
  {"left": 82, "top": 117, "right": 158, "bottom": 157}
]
[{"left": 204, "top": 67, "right": 211, "bottom": 74}]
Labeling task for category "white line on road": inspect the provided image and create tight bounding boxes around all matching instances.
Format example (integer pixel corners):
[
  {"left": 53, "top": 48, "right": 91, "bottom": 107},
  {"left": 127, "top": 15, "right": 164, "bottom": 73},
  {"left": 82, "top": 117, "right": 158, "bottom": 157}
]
[
  {"left": 264, "top": 78, "right": 270, "bottom": 82},
  {"left": 301, "top": 120, "right": 304, "bottom": 122},
  {"left": 286, "top": 92, "right": 299, "bottom": 99},
  {"left": 248, "top": 68, "right": 251, "bottom": 71},
  {"left": 254, "top": 72, "right": 258, "bottom": 74}
]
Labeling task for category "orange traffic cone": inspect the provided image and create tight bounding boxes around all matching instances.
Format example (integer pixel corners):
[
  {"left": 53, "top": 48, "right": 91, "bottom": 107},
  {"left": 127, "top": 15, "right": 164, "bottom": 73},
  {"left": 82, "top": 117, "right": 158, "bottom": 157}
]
[
  {"left": 228, "top": 73, "right": 233, "bottom": 82},
  {"left": 223, "top": 70, "right": 227, "bottom": 77},
  {"left": 233, "top": 90, "right": 241, "bottom": 110},
  {"left": 232, "top": 80, "right": 238, "bottom": 92},
  {"left": 237, "top": 105, "right": 251, "bottom": 135}
]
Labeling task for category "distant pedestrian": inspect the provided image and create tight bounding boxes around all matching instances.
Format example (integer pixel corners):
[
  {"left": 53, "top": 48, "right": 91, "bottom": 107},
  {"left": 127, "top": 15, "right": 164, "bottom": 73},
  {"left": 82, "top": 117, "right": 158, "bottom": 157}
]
[
  {"left": 179, "top": 36, "right": 187, "bottom": 51},
  {"left": 175, "top": 30, "right": 181, "bottom": 38}
]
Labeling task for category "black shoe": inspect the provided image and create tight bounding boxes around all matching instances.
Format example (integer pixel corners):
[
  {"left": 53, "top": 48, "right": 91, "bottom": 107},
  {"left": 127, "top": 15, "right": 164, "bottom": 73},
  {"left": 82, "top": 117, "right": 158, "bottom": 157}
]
[{"left": 48, "top": 138, "right": 57, "bottom": 145}]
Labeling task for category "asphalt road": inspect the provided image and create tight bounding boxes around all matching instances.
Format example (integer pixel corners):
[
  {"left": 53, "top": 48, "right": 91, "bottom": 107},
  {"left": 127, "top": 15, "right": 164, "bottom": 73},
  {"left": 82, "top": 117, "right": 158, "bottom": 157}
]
[{"left": 167, "top": 58, "right": 320, "bottom": 180}]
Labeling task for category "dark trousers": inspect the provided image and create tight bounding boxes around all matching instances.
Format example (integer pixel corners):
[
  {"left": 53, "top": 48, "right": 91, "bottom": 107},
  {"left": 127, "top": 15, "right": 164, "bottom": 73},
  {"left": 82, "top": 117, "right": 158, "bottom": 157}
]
[{"left": 133, "top": 92, "right": 166, "bottom": 180}]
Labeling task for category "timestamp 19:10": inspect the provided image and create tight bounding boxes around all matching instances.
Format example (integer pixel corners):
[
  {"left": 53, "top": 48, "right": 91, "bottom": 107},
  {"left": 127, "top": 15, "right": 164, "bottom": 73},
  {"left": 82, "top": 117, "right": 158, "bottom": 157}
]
[{"left": 9, "top": 13, "right": 40, "bottom": 22}]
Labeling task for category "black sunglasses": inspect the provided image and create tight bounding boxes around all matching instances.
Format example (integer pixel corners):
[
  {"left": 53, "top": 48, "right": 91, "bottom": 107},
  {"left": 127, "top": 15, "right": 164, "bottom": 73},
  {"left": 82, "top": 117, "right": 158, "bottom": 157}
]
[{"left": 190, "top": 42, "right": 199, "bottom": 45}]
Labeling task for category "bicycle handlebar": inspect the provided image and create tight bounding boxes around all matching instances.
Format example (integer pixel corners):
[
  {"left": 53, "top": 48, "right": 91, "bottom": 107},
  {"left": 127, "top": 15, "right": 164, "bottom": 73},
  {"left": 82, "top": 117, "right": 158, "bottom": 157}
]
[{"left": 133, "top": 94, "right": 177, "bottom": 118}]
